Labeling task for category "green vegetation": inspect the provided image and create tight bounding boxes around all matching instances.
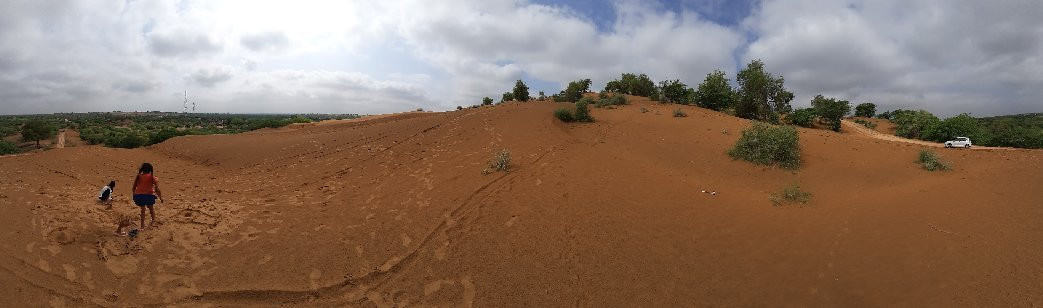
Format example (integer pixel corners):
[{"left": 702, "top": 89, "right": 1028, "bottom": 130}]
[
  {"left": 20, "top": 120, "right": 57, "bottom": 147},
  {"left": 554, "top": 108, "right": 575, "bottom": 122},
  {"left": 574, "top": 98, "right": 594, "bottom": 122},
  {"left": 512, "top": 80, "right": 531, "bottom": 102},
  {"left": 501, "top": 92, "right": 514, "bottom": 103},
  {"left": 728, "top": 123, "right": 801, "bottom": 169},
  {"left": 892, "top": 109, "right": 940, "bottom": 139},
  {"left": 482, "top": 149, "right": 512, "bottom": 175},
  {"left": 553, "top": 99, "right": 594, "bottom": 123},
  {"left": 918, "top": 149, "right": 950, "bottom": 171},
  {"left": 658, "top": 79, "right": 694, "bottom": 104},
  {"left": 787, "top": 108, "right": 817, "bottom": 128},
  {"left": 771, "top": 184, "right": 811, "bottom": 206},
  {"left": 811, "top": 95, "right": 851, "bottom": 132},
  {"left": 672, "top": 109, "right": 687, "bottom": 117},
  {"left": 0, "top": 112, "right": 359, "bottom": 150},
  {"left": 0, "top": 140, "right": 18, "bottom": 155},
  {"left": 555, "top": 79, "right": 592, "bottom": 102},
  {"left": 604, "top": 73, "right": 657, "bottom": 97},
  {"left": 482, "top": 97, "right": 494, "bottom": 105},
  {"left": 595, "top": 92, "right": 627, "bottom": 108},
  {"left": 854, "top": 102, "right": 876, "bottom": 118},
  {"left": 735, "top": 60, "right": 794, "bottom": 123},
  {"left": 694, "top": 70, "right": 735, "bottom": 111}
]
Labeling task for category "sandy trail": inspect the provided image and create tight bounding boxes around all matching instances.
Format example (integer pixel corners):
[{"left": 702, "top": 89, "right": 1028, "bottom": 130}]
[
  {"left": 1, "top": 100, "right": 1042, "bottom": 306},
  {"left": 841, "top": 119, "right": 1015, "bottom": 150}
]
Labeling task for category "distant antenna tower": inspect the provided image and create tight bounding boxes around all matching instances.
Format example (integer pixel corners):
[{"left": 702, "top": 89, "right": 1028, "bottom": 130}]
[{"left": 183, "top": 91, "right": 189, "bottom": 113}]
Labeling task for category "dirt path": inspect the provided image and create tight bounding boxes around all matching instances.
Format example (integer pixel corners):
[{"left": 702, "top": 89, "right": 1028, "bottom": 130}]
[{"left": 840, "top": 119, "right": 1014, "bottom": 150}]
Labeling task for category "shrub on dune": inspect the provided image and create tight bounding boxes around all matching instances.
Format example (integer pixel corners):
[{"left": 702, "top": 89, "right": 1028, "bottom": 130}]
[
  {"left": 728, "top": 123, "right": 801, "bottom": 169},
  {"left": 673, "top": 109, "right": 687, "bottom": 117},
  {"left": 771, "top": 184, "right": 811, "bottom": 206},
  {"left": 918, "top": 149, "right": 950, "bottom": 171},
  {"left": 554, "top": 108, "right": 575, "bottom": 122},
  {"left": 574, "top": 99, "right": 594, "bottom": 122},
  {"left": 482, "top": 149, "right": 512, "bottom": 175}
]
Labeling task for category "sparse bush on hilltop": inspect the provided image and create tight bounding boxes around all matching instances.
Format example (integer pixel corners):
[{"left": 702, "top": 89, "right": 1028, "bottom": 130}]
[
  {"left": 659, "top": 79, "right": 694, "bottom": 104},
  {"left": 787, "top": 108, "right": 817, "bottom": 128},
  {"left": 482, "top": 149, "right": 512, "bottom": 175},
  {"left": 501, "top": 92, "right": 514, "bottom": 103},
  {"left": 855, "top": 102, "right": 876, "bottom": 118},
  {"left": 595, "top": 93, "right": 627, "bottom": 108},
  {"left": 694, "top": 70, "right": 735, "bottom": 111},
  {"left": 771, "top": 183, "right": 811, "bottom": 206},
  {"left": 728, "top": 122, "right": 801, "bottom": 169},
  {"left": 0, "top": 140, "right": 19, "bottom": 155},
  {"left": 556, "top": 79, "right": 592, "bottom": 102},
  {"left": 513, "top": 80, "right": 531, "bottom": 102},
  {"left": 673, "top": 109, "right": 687, "bottom": 117},
  {"left": 482, "top": 97, "right": 494, "bottom": 105},
  {"left": 918, "top": 149, "right": 950, "bottom": 171},
  {"left": 735, "top": 60, "right": 793, "bottom": 123},
  {"left": 811, "top": 95, "right": 851, "bottom": 132},
  {"left": 604, "top": 73, "right": 657, "bottom": 97}
]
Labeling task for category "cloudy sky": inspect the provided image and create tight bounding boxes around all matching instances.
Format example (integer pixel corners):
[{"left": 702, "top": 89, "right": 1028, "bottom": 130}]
[{"left": 1, "top": 0, "right": 1041, "bottom": 116}]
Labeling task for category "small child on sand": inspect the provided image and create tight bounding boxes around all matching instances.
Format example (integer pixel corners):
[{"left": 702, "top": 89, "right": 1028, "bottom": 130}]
[
  {"left": 97, "top": 180, "right": 115, "bottom": 209},
  {"left": 132, "top": 163, "right": 163, "bottom": 229}
]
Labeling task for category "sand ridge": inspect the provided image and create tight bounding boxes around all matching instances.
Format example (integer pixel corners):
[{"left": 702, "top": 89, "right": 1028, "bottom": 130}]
[{"left": 1, "top": 98, "right": 1042, "bottom": 306}]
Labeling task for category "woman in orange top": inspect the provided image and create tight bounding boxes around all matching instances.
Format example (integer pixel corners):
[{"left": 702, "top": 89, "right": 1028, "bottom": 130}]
[{"left": 132, "top": 162, "right": 164, "bottom": 229}]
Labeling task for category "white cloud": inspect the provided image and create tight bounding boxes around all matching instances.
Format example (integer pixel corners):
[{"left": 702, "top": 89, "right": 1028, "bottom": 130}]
[
  {"left": 743, "top": 0, "right": 1043, "bottom": 116},
  {"left": 0, "top": 0, "right": 1040, "bottom": 116}
]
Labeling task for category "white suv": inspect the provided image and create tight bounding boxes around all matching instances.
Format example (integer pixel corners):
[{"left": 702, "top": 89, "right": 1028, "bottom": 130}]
[{"left": 945, "top": 137, "right": 972, "bottom": 148}]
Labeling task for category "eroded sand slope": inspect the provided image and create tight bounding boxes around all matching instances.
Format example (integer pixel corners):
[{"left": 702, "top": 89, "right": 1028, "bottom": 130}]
[{"left": 2, "top": 98, "right": 1042, "bottom": 306}]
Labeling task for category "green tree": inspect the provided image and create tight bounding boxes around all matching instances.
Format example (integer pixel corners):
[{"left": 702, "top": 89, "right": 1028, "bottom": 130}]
[
  {"left": 787, "top": 108, "right": 817, "bottom": 128},
  {"left": 854, "top": 102, "right": 876, "bottom": 118},
  {"left": 812, "top": 95, "right": 852, "bottom": 132},
  {"left": 0, "top": 140, "right": 18, "bottom": 155},
  {"left": 512, "top": 80, "right": 531, "bottom": 101},
  {"left": 925, "top": 114, "right": 989, "bottom": 143},
  {"left": 560, "top": 79, "right": 592, "bottom": 102},
  {"left": 658, "top": 79, "right": 692, "bottom": 104},
  {"left": 604, "top": 73, "right": 657, "bottom": 97},
  {"left": 574, "top": 98, "right": 594, "bottom": 122},
  {"left": 735, "top": 60, "right": 793, "bottom": 122},
  {"left": 482, "top": 97, "right": 494, "bottom": 105},
  {"left": 811, "top": 95, "right": 851, "bottom": 132},
  {"left": 893, "top": 110, "right": 940, "bottom": 139},
  {"left": 694, "top": 70, "right": 735, "bottom": 111},
  {"left": 501, "top": 92, "right": 514, "bottom": 103},
  {"left": 20, "top": 120, "right": 56, "bottom": 147}
]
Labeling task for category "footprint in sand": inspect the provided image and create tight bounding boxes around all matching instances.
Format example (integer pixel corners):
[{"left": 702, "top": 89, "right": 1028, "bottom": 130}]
[
  {"left": 258, "top": 255, "right": 272, "bottom": 265},
  {"left": 309, "top": 269, "right": 322, "bottom": 290},
  {"left": 400, "top": 234, "right": 412, "bottom": 247}
]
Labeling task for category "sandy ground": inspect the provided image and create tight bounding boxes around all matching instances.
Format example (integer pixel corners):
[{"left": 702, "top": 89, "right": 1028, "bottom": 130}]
[{"left": 2, "top": 98, "right": 1042, "bottom": 306}]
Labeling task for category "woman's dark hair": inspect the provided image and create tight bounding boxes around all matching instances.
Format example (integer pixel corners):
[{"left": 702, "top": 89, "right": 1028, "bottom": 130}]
[
  {"left": 138, "top": 163, "right": 154, "bottom": 174},
  {"left": 108, "top": 181, "right": 116, "bottom": 188}
]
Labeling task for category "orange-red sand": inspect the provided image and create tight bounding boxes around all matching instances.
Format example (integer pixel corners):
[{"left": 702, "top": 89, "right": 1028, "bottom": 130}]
[{"left": 2, "top": 97, "right": 1042, "bottom": 306}]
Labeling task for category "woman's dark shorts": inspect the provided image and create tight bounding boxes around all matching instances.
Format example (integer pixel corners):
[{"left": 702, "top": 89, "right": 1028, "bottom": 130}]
[{"left": 133, "top": 194, "right": 156, "bottom": 206}]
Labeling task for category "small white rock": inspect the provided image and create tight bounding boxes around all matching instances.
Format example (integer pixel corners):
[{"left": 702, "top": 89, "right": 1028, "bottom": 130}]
[{"left": 711, "top": 191, "right": 717, "bottom": 195}]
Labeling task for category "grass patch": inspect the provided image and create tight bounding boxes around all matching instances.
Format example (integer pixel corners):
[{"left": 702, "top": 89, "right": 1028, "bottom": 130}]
[
  {"left": 482, "top": 149, "right": 512, "bottom": 175},
  {"left": 673, "top": 109, "right": 687, "bottom": 117},
  {"left": 771, "top": 184, "right": 811, "bottom": 206},
  {"left": 0, "top": 139, "right": 19, "bottom": 155},
  {"left": 918, "top": 149, "right": 950, "bottom": 171},
  {"left": 728, "top": 122, "right": 801, "bottom": 169}
]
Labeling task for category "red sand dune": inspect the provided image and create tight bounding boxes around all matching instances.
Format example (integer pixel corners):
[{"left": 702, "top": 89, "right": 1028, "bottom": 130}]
[{"left": 1, "top": 97, "right": 1042, "bottom": 306}]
